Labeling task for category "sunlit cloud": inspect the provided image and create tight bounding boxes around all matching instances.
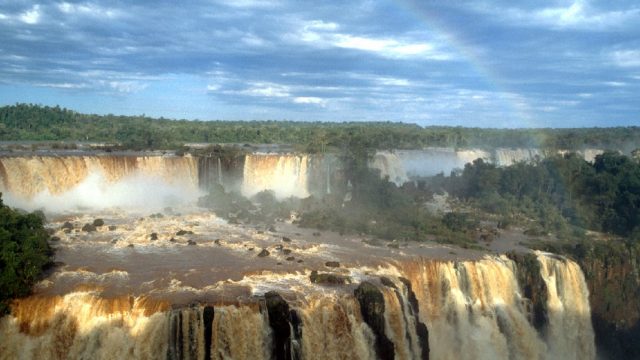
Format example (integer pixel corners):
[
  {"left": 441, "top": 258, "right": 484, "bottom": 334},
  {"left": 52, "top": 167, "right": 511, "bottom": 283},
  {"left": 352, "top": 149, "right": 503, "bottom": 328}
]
[{"left": 19, "top": 5, "right": 41, "bottom": 24}]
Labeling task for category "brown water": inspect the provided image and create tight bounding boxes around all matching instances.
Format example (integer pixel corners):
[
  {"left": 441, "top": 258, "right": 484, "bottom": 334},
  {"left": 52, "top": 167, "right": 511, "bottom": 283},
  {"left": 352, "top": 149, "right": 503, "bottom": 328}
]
[{"left": 0, "top": 154, "right": 596, "bottom": 360}]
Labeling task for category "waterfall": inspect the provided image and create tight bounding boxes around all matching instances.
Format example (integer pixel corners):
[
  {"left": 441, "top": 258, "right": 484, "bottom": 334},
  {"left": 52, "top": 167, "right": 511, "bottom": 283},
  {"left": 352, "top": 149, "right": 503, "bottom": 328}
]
[
  {"left": 370, "top": 152, "right": 409, "bottom": 186},
  {"left": 0, "top": 155, "right": 200, "bottom": 211},
  {"left": 0, "top": 254, "right": 596, "bottom": 360},
  {"left": 241, "top": 154, "right": 310, "bottom": 199}
]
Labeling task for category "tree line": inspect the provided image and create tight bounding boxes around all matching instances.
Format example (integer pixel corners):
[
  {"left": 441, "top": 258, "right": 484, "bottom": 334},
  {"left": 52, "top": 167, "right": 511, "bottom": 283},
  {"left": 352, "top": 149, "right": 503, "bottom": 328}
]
[{"left": 1, "top": 103, "right": 638, "bottom": 151}]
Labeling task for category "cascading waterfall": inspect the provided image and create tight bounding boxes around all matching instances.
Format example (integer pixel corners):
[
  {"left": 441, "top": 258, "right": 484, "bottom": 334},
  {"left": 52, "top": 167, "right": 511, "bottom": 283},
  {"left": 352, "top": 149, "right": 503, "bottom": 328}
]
[
  {"left": 241, "top": 154, "right": 310, "bottom": 199},
  {"left": 0, "top": 254, "right": 596, "bottom": 360},
  {"left": 0, "top": 155, "right": 201, "bottom": 211}
]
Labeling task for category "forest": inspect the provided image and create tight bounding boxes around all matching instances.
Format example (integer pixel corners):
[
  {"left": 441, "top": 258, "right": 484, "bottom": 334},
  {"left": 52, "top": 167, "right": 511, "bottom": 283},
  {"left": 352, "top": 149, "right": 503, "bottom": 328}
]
[
  {"left": 2, "top": 103, "right": 639, "bottom": 151},
  {"left": 0, "top": 194, "right": 52, "bottom": 315}
]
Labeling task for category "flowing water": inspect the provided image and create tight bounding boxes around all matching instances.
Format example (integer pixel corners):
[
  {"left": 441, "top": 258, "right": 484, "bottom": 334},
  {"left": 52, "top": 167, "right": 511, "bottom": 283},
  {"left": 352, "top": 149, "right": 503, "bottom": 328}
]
[{"left": 0, "top": 153, "right": 596, "bottom": 359}]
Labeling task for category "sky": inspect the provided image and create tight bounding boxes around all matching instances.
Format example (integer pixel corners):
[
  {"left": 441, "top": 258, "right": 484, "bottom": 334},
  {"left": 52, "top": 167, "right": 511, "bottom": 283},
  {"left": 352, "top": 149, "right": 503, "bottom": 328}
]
[{"left": 0, "top": 0, "right": 638, "bottom": 127}]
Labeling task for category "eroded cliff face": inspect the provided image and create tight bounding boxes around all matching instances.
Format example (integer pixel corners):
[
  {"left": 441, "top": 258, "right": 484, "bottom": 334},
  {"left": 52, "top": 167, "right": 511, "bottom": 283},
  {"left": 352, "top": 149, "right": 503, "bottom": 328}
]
[
  {"left": 570, "top": 244, "right": 640, "bottom": 359},
  {"left": 0, "top": 254, "right": 595, "bottom": 360}
]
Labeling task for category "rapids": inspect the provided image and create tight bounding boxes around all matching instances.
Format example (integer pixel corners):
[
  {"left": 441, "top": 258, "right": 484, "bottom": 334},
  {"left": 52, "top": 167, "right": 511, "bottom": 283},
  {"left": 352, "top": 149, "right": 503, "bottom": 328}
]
[{"left": 0, "top": 152, "right": 596, "bottom": 359}]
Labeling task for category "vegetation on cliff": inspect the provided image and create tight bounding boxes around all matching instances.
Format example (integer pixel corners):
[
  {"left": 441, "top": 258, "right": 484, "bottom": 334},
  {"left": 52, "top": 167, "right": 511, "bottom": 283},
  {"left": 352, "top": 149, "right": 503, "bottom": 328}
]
[
  {"left": 440, "top": 151, "right": 640, "bottom": 238},
  {"left": 0, "top": 193, "right": 53, "bottom": 315}
]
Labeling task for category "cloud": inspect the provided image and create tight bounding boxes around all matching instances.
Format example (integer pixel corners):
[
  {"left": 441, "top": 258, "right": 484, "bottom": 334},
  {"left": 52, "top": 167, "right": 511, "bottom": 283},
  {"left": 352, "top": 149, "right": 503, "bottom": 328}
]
[
  {"left": 104, "top": 81, "right": 148, "bottom": 93},
  {"left": 293, "top": 20, "right": 450, "bottom": 60},
  {"left": 293, "top": 96, "right": 326, "bottom": 105},
  {"left": 57, "top": 2, "right": 122, "bottom": 19},
  {"left": 611, "top": 50, "right": 640, "bottom": 67},
  {"left": 479, "top": 0, "right": 640, "bottom": 31},
  {"left": 240, "top": 83, "right": 290, "bottom": 97},
  {"left": 19, "top": 5, "right": 41, "bottom": 24},
  {"left": 35, "top": 82, "right": 89, "bottom": 89}
]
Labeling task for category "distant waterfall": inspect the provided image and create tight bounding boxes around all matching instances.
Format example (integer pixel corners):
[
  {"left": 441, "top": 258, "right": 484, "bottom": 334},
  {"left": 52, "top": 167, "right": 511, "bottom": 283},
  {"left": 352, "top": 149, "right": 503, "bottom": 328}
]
[{"left": 241, "top": 154, "right": 310, "bottom": 199}]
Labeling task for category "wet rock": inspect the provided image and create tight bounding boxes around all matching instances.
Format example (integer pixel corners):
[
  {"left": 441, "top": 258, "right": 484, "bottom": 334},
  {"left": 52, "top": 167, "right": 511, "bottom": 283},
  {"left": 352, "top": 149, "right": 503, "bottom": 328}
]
[
  {"left": 61, "top": 221, "right": 74, "bottom": 230},
  {"left": 111, "top": 239, "right": 118, "bottom": 244},
  {"left": 149, "top": 213, "right": 164, "bottom": 219},
  {"left": 506, "top": 252, "right": 548, "bottom": 331},
  {"left": 81, "top": 223, "right": 97, "bottom": 232},
  {"left": 248, "top": 247, "right": 255, "bottom": 251},
  {"left": 108, "top": 225, "right": 117, "bottom": 231},
  {"left": 49, "top": 236, "right": 61, "bottom": 242},
  {"left": 176, "top": 229, "right": 194, "bottom": 236},
  {"left": 187, "top": 240, "right": 197, "bottom": 246},
  {"left": 286, "top": 256, "right": 295, "bottom": 261},
  {"left": 297, "top": 259, "right": 303, "bottom": 263},
  {"left": 325, "top": 261, "right": 340, "bottom": 268},
  {"left": 309, "top": 270, "right": 350, "bottom": 285},
  {"left": 258, "top": 249, "right": 270, "bottom": 257},
  {"left": 282, "top": 249, "right": 292, "bottom": 255},
  {"left": 127, "top": 244, "right": 134, "bottom": 248},
  {"left": 149, "top": 233, "right": 158, "bottom": 241},
  {"left": 379, "top": 277, "right": 396, "bottom": 288},
  {"left": 282, "top": 236, "right": 292, "bottom": 242},
  {"left": 264, "top": 291, "right": 292, "bottom": 360},
  {"left": 63, "top": 228, "right": 71, "bottom": 234},
  {"left": 354, "top": 282, "right": 395, "bottom": 360},
  {"left": 92, "top": 219, "right": 105, "bottom": 227},
  {"left": 274, "top": 244, "right": 283, "bottom": 251},
  {"left": 214, "top": 239, "right": 222, "bottom": 245},
  {"left": 203, "top": 306, "right": 214, "bottom": 360},
  {"left": 169, "top": 237, "right": 177, "bottom": 242}
]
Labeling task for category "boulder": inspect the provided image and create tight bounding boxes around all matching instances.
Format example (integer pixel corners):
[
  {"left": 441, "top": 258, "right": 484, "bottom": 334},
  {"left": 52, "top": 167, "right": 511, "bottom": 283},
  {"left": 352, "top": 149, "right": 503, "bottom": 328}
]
[
  {"left": 92, "top": 219, "right": 105, "bottom": 227},
  {"left": 108, "top": 225, "right": 117, "bottom": 231},
  {"left": 61, "top": 221, "right": 74, "bottom": 230},
  {"left": 286, "top": 256, "right": 295, "bottom": 261},
  {"left": 282, "top": 249, "right": 292, "bottom": 255},
  {"left": 325, "top": 261, "right": 340, "bottom": 268},
  {"left": 82, "top": 223, "right": 96, "bottom": 232},
  {"left": 187, "top": 240, "right": 197, "bottom": 246},
  {"left": 309, "top": 270, "right": 350, "bottom": 285},
  {"left": 282, "top": 236, "right": 292, "bottom": 242},
  {"left": 149, "top": 233, "right": 158, "bottom": 241},
  {"left": 258, "top": 249, "right": 270, "bottom": 257}
]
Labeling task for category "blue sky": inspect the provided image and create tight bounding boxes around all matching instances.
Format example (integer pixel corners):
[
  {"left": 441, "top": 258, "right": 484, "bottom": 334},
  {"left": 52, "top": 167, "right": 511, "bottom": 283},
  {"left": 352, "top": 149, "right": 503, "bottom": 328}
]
[{"left": 0, "top": 0, "right": 638, "bottom": 127}]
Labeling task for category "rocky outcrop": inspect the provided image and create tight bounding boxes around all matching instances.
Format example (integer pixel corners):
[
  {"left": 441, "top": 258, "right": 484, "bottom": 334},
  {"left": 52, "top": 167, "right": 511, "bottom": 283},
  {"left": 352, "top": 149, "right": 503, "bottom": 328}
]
[
  {"left": 264, "top": 291, "right": 293, "bottom": 360},
  {"left": 399, "top": 277, "right": 430, "bottom": 360},
  {"left": 309, "top": 270, "right": 350, "bottom": 285},
  {"left": 506, "top": 252, "right": 548, "bottom": 331},
  {"left": 354, "top": 282, "right": 395, "bottom": 360}
]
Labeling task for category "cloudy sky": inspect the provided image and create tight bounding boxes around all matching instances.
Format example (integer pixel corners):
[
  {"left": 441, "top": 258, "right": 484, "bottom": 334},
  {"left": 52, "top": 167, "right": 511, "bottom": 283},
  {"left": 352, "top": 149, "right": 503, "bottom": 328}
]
[{"left": 0, "top": 0, "right": 638, "bottom": 127}]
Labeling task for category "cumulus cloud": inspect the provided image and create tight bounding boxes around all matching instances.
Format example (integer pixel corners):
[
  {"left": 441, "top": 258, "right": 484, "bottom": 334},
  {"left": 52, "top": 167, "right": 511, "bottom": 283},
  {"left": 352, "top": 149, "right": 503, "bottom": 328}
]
[
  {"left": 19, "top": 5, "right": 41, "bottom": 24},
  {"left": 293, "top": 20, "right": 450, "bottom": 60}
]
